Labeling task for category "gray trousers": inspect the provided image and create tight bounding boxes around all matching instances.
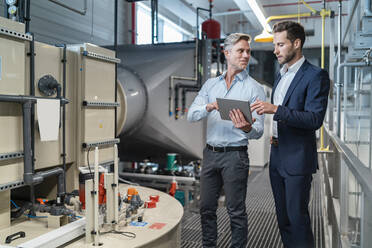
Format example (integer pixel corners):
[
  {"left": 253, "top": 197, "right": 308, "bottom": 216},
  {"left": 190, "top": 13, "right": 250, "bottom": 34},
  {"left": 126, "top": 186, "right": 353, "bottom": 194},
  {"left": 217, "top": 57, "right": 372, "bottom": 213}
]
[{"left": 200, "top": 147, "right": 250, "bottom": 248}]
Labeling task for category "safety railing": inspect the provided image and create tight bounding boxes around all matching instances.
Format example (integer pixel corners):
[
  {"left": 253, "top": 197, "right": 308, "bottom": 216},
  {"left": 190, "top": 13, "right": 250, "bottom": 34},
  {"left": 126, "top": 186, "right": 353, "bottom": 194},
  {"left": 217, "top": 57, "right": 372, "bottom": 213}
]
[{"left": 321, "top": 125, "right": 372, "bottom": 248}]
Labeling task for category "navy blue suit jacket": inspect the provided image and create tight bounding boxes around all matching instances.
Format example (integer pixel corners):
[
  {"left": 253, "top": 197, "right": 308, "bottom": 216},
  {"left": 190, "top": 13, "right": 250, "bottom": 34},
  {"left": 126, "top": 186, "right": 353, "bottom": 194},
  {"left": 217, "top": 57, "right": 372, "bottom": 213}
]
[{"left": 271, "top": 60, "right": 330, "bottom": 175}]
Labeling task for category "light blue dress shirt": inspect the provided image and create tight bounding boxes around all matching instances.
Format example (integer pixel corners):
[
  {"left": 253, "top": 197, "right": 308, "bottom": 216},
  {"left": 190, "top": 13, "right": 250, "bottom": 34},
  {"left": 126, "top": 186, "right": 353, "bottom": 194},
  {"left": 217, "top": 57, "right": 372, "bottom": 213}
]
[{"left": 187, "top": 69, "right": 265, "bottom": 147}]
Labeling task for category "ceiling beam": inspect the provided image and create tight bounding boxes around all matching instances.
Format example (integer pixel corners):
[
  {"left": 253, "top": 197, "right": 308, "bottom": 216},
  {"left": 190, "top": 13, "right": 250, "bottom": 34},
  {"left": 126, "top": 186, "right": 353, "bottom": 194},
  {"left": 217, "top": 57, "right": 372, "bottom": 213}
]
[{"left": 232, "top": 0, "right": 266, "bottom": 32}]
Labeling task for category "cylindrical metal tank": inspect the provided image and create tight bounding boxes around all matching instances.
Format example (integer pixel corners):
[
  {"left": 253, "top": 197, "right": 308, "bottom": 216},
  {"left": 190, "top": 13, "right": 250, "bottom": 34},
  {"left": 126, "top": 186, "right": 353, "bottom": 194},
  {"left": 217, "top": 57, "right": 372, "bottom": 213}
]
[
  {"left": 202, "top": 19, "right": 221, "bottom": 39},
  {"left": 116, "top": 42, "right": 205, "bottom": 164}
]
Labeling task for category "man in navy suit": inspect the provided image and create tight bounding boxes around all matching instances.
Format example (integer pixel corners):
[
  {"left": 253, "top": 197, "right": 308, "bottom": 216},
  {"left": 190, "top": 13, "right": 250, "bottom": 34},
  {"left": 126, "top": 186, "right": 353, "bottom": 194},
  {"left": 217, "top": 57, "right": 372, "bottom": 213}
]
[{"left": 251, "top": 21, "right": 330, "bottom": 248}]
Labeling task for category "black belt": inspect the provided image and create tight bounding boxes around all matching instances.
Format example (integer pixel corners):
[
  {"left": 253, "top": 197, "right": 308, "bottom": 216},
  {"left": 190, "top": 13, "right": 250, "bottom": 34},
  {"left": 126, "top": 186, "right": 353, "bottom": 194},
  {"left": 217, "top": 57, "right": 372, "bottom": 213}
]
[
  {"left": 206, "top": 144, "right": 247, "bottom": 152},
  {"left": 272, "top": 137, "right": 279, "bottom": 146}
]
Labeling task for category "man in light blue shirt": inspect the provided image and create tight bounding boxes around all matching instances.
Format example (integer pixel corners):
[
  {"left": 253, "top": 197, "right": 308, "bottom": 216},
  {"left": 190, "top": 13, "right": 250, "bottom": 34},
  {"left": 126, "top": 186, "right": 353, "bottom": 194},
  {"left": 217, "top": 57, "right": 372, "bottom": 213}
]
[{"left": 187, "top": 33, "right": 265, "bottom": 248}]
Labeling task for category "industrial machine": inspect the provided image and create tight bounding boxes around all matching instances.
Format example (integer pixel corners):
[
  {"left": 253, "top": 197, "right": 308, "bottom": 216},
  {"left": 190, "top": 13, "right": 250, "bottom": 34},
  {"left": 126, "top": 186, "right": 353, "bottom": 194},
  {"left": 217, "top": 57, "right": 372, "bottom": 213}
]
[{"left": 0, "top": 14, "right": 187, "bottom": 247}]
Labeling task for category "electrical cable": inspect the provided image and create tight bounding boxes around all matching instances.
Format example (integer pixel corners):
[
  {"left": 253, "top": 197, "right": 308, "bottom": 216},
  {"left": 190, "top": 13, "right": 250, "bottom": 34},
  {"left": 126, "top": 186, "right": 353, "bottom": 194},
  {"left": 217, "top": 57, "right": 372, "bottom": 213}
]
[
  {"left": 100, "top": 230, "right": 136, "bottom": 239},
  {"left": 11, "top": 200, "right": 19, "bottom": 209},
  {"left": 24, "top": 214, "right": 47, "bottom": 219},
  {"left": 118, "top": 177, "right": 139, "bottom": 186},
  {"left": 87, "top": 146, "right": 95, "bottom": 185}
]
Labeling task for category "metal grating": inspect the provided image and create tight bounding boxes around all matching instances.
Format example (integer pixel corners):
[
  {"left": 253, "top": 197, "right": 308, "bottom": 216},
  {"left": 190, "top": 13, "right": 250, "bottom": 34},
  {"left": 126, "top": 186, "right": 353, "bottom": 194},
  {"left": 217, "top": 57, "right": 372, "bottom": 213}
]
[{"left": 181, "top": 168, "right": 325, "bottom": 248}]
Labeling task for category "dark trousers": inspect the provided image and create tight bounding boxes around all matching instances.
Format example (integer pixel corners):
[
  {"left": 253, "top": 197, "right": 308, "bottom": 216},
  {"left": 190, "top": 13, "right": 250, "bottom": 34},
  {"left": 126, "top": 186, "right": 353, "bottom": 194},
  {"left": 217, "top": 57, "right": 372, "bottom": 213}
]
[
  {"left": 200, "top": 147, "right": 250, "bottom": 248},
  {"left": 269, "top": 145, "right": 314, "bottom": 248}
]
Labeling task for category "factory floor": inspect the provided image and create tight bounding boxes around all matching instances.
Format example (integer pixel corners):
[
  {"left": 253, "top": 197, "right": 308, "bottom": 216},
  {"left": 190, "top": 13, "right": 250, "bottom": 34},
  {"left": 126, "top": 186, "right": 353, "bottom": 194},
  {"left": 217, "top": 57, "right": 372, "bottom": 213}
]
[{"left": 181, "top": 165, "right": 326, "bottom": 248}]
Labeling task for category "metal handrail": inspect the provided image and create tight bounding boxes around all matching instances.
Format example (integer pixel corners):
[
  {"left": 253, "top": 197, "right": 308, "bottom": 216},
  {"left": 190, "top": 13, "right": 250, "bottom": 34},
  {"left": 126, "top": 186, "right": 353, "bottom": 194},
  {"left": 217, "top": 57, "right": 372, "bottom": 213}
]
[{"left": 325, "top": 126, "right": 372, "bottom": 201}]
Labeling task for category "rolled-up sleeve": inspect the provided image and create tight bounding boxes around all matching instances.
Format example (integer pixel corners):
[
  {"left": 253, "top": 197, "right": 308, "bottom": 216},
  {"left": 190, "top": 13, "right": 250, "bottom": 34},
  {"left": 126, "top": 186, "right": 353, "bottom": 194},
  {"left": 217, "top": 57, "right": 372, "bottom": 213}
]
[
  {"left": 246, "top": 85, "right": 266, "bottom": 139},
  {"left": 187, "top": 81, "right": 210, "bottom": 122}
]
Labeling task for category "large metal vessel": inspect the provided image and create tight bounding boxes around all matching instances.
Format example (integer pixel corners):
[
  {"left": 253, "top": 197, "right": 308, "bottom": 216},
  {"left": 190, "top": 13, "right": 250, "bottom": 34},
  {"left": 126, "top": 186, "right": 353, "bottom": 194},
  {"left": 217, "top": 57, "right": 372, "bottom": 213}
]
[{"left": 116, "top": 42, "right": 207, "bottom": 164}]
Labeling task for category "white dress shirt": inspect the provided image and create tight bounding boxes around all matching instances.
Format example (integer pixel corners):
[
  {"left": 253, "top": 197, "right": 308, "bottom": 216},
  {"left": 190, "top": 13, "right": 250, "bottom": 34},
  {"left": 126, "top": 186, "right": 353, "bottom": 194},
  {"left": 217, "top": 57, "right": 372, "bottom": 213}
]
[{"left": 272, "top": 56, "right": 305, "bottom": 138}]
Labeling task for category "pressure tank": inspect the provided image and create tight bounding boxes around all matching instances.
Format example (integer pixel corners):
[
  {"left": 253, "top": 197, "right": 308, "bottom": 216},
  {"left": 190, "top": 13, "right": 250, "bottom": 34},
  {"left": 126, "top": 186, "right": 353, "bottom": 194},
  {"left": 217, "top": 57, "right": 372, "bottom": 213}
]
[{"left": 201, "top": 19, "right": 221, "bottom": 39}]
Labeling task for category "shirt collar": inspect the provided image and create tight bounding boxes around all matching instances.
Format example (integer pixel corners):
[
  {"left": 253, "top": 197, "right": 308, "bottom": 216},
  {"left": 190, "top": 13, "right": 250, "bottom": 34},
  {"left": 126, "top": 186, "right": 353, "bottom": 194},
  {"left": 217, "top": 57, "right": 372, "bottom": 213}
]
[
  {"left": 219, "top": 69, "right": 249, "bottom": 82},
  {"left": 280, "top": 56, "right": 305, "bottom": 76}
]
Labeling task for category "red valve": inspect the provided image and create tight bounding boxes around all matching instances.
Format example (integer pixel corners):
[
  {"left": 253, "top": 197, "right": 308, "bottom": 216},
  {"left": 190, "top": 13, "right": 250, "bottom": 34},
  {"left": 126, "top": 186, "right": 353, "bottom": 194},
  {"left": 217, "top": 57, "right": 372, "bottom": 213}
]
[
  {"left": 150, "top": 195, "right": 159, "bottom": 202},
  {"left": 145, "top": 201, "right": 156, "bottom": 208}
]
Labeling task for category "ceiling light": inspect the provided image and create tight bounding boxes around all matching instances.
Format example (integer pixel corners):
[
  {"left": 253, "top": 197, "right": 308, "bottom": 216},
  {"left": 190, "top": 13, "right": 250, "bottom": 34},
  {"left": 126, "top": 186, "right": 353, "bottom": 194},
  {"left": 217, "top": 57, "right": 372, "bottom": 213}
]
[
  {"left": 246, "top": 0, "right": 271, "bottom": 32},
  {"left": 254, "top": 29, "right": 273, "bottom": 43}
]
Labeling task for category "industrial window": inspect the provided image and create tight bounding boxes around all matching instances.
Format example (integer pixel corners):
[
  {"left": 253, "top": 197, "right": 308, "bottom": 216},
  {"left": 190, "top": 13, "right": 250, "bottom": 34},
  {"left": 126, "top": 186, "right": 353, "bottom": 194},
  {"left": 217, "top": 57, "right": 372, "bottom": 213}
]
[{"left": 136, "top": 3, "right": 192, "bottom": 44}]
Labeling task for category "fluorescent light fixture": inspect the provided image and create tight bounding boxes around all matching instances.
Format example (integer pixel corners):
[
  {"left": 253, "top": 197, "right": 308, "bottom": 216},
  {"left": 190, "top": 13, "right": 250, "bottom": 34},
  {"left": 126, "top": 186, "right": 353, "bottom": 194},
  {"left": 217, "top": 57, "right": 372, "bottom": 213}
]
[{"left": 246, "top": 0, "right": 271, "bottom": 32}]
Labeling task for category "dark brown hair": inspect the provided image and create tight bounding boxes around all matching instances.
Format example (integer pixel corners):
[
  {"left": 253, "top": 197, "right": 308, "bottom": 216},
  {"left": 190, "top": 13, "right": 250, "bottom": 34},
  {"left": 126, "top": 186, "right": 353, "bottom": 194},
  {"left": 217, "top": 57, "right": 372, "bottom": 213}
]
[{"left": 273, "top": 21, "right": 305, "bottom": 48}]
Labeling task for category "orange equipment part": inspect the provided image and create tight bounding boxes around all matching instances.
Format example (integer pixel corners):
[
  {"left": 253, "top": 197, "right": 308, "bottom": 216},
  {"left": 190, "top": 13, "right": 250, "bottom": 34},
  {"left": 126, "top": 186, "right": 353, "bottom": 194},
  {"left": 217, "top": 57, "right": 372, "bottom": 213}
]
[
  {"left": 99, "top": 173, "right": 106, "bottom": 205},
  {"left": 169, "top": 181, "right": 177, "bottom": 197},
  {"left": 127, "top": 188, "right": 138, "bottom": 201},
  {"left": 79, "top": 172, "right": 107, "bottom": 209},
  {"left": 36, "top": 198, "right": 48, "bottom": 205}
]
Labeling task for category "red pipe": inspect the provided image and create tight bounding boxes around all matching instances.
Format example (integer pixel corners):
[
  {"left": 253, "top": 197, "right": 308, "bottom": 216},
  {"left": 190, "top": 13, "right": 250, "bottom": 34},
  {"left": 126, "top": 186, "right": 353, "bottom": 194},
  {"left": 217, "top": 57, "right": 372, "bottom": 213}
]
[{"left": 131, "top": 2, "right": 136, "bottom": 44}]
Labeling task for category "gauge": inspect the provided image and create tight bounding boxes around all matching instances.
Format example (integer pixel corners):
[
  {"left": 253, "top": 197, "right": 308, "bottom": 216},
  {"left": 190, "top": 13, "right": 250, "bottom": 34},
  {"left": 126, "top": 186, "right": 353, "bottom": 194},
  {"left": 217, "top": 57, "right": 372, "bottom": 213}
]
[
  {"left": 6, "top": 0, "right": 17, "bottom": 5},
  {"left": 8, "top": 5, "right": 17, "bottom": 15}
]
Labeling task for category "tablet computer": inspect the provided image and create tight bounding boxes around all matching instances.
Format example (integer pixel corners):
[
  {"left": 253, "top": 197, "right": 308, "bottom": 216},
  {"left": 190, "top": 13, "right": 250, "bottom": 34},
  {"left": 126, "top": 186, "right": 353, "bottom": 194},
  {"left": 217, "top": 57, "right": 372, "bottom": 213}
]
[{"left": 216, "top": 98, "right": 253, "bottom": 124}]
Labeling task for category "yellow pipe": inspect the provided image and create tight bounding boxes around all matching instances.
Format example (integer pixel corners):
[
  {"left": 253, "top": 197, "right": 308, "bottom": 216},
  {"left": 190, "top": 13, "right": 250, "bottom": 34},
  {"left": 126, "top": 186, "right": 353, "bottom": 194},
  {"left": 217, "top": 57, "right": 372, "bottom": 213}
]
[
  {"left": 319, "top": 8, "right": 331, "bottom": 151},
  {"left": 301, "top": 0, "right": 317, "bottom": 14},
  {"left": 266, "top": 12, "right": 312, "bottom": 24},
  {"left": 255, "top": 12, "right": 313, "bottom": 42}
]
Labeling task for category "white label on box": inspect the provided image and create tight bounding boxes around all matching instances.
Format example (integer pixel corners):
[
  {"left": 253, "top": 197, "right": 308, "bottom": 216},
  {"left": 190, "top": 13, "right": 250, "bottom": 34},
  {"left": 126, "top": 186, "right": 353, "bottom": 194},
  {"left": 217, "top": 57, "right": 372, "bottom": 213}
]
[
  {"left": 37, "top": 99, "right": 60, "bottom": 141},
  {"left": 0, "top": 56, "right": 2, "bottom": 80}
]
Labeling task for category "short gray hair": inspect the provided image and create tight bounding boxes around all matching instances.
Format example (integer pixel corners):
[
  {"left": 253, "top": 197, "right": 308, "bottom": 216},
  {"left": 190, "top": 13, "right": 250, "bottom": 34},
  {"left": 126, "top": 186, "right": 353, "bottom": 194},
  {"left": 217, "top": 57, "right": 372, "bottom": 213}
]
[{"left": 224, "top": 33, "right": 251, "bottom": 51}]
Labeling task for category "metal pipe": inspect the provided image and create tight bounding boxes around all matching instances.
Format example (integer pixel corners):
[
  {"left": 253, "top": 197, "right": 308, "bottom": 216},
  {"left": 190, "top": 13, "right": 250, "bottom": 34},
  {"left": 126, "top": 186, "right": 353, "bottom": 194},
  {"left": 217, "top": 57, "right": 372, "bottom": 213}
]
[
  {"left": 342, "top": 66, "right": 348, "bottom": 141},
  {"left": 94, "top": 147, "right": 99, "bottom": 246},
  {"left": 169, "top": 39, "right": 199, "bottom": 118},
  {"left": 30, "top": 167, "right": 65, "bottom": 205},
  {"left": 0, "top": 95, "right": 67, "bottom": 199},
  {"left": 114, "top": 145, "right": 119, "bottom": 224},
  {"left": 4, "top": 0, "right": 8, "bottom": 19},
  {"left": 336, "top": 61, "right": 372, "bottom": 137},
  {"left": 62, "top": 45, "right": 67, "bottom": 197},
  {"left": 213, "top": 10, "right": 251, "bottom": 17},
  {"left": 53, "top": 43, "right": 67, "bottom": 201},
  {"left": 48, "top": 0, "right": 87, "bottom": 15},
  {"left": 35, "top": 167, "right": 63, "bottom": 180},
  {"left": 151, "top": 0, "right": 158, "bottom": 44},
  {"left": 114, "top": 0, "right": 118, "bottom": 138},
  {"left": 175, "top": 83, "right": 199, "bottom": 119},
  {"left": 25, "top": 0, "right": 30, "bottom": 32},
  {"left": 336, "top": 0, "right": 342, "bottom": 137},
  {"left": 29, "top": 35, "right": 36, "bottom": 206},
  {"left": 196, "top": 7, "right": 210, "bottom": 40},
  {"left": 209, "top": 0, "right": 212, "bottom": 19},
  {"left": 18, "top": 0, "right": 25, "bottom": 23},
  {"left": 131, "top": 2, "right": 136, "bottom": 44},
  {"left": 22, "top": 101, "right": 33, "bottom": 185},
  {"left": 0, "top": 94, "right": 68, "bottom": 104},
  {"left": 216, "top": 39, "right": 221, "bottom": 76}
]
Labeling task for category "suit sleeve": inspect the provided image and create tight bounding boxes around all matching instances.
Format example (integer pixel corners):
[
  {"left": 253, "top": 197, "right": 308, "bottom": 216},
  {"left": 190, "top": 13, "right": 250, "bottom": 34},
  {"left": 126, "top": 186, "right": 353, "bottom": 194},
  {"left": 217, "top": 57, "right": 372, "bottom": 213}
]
[{"left": 273, "top": 69, "right": 330, "bottom": 130}]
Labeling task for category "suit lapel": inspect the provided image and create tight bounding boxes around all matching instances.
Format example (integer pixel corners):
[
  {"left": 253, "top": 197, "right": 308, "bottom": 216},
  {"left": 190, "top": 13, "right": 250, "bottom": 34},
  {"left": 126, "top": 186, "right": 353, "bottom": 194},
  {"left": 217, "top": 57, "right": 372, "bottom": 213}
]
[
  {"left": 271, "top": 73, "right": 281, "bottom": 103},
  {"left": 281, "top": 60, "right": 309, "bottom": 106}
]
